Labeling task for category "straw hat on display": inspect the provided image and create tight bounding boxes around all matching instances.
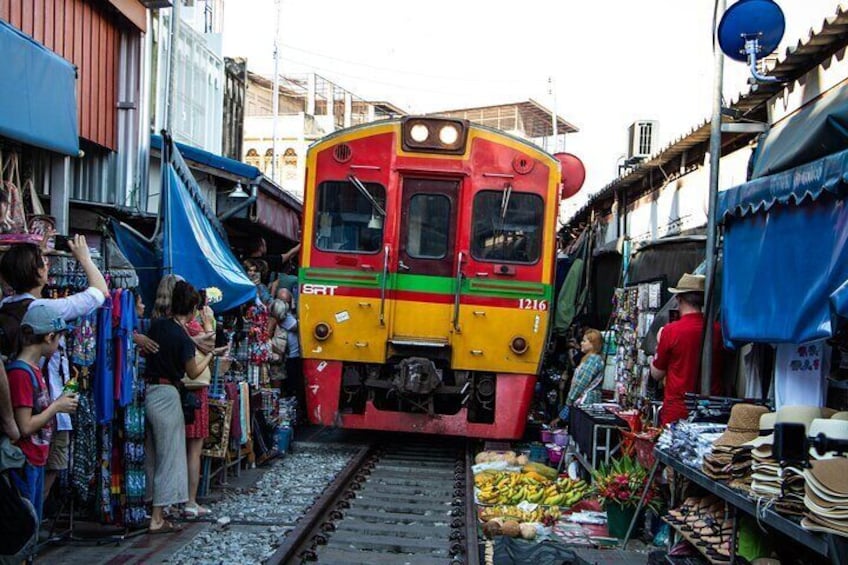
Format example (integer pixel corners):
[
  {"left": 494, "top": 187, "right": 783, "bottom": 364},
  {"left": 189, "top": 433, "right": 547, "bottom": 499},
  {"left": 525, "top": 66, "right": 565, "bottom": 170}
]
[
  {"left": 751, "top": 406, "right": 822, "bottom": 459},
  {"left": 831, "top": 411, "right": 848, "bottom": 421},
  {"left": 668, "top": 273, "right": 705, "bottom": 294},
  {"left": 713, "top": 404, "right": 770, "bottom": 448},
  {"left": 802, "top": 458, "right": 848, "bottom": 535},
  {"left": 742, "top": 412, "right": 777, "bottom": 451},
  {"left": 808, "top": 419, "right": 848, "bottom": 460}
]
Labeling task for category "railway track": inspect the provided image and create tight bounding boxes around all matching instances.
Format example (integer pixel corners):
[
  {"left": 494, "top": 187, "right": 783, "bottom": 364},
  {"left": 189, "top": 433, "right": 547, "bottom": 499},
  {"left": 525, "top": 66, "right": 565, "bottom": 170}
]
[{"left": 268, "top": 439, "right": 480, "bottom": 565}]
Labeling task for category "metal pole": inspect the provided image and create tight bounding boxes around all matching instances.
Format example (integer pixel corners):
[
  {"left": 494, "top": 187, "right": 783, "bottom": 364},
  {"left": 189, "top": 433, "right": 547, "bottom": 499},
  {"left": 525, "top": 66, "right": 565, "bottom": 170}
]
[
  {"left": 271, "top": 0, "right": 282, "bottom": 183},
  {"left": 702, "top": 0, "right": 726, "bottom": 396},
  {"left": 549, "top": 77, "right": 558, "bottom": 152},
  {"left": 166, "top": 0, "right": 181, "bottom": 132}
]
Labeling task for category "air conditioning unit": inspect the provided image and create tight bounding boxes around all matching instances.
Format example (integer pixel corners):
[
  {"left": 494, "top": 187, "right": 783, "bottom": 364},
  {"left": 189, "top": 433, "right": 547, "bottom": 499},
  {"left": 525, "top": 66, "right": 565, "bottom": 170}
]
[{"left": 627, "top": 120, "right": 659, "bottom": 160}]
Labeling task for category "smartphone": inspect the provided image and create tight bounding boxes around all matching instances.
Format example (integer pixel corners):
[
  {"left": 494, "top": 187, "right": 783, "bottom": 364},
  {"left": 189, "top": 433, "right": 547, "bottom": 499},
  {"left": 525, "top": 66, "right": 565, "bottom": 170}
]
[
  {"left": 54, "top": 235, "right": 72, "bottom": 252},
  {"left": 668, "top": 309, "right": 680, "bottom": 323}
]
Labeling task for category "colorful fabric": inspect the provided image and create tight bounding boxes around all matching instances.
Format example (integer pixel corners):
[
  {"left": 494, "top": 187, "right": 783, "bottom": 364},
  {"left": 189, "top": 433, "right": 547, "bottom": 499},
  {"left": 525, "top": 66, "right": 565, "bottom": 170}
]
[
  {"left": 94, "top": 302, "right": 114, "bottom": 424},
  {"left": 117, "top": 290, "right": 137, "bottom": 407},
  {"left": 566, "top": 353, "right": 604, "bottom": 407},
  {"left": 71, "top": 390, "right": 97, "bottom": 505},
  {"left": 71, "top": 311, "right": 98, "bottom": 367},
  {"left": 7, "top": 361, "right": 52, "bottom": 466},
  {"left": 185, "top": 387, "right": 209, "bottom": 439}
]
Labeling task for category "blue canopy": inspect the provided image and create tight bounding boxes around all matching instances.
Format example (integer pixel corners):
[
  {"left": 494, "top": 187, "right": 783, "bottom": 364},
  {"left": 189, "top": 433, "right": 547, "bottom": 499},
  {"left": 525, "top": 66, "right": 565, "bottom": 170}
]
[
  {"left": 163, "top": 163, "right": 256, "bottom": 312},
  {"left": 719, "top": 147, "right": 848, "bottom": 344},
  {"left": 0, "top": 20, "right": 78, "bottom": 156}
]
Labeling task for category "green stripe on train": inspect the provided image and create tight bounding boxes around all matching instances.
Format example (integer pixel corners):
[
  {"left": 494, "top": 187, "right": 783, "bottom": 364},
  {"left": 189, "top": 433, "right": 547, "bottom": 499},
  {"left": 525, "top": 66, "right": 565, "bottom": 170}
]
[{"left": 300, "top": 268, "right": 552, "bottom": 299}]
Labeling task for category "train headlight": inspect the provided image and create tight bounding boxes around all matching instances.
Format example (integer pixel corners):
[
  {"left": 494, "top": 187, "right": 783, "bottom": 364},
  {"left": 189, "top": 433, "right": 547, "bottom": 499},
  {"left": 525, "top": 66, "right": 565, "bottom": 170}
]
[
  {"left": 509, "top": 336, "right": 529, "bottom": 355},
  {"left": 439, "top": 124, "right": 459, "bottom": 145},
  {"left": 402, "top": 117, "right": 468, "bottom": 154},
  {"left": 410, "top": 123, "right": 430, "bottom": 143},
  {"left": 314, "top": 322, "right": 333, "bottom": 341}
]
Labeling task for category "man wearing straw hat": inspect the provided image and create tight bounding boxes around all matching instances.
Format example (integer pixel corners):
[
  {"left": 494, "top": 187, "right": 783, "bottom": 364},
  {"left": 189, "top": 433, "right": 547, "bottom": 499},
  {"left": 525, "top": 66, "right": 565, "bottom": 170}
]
[{"left": 651, "top": 273, "right": 723, "bottom": 426}]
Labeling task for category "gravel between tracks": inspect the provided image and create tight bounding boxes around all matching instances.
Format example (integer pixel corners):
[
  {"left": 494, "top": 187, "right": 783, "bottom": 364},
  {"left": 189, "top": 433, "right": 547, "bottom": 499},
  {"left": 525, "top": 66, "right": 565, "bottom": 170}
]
[{"left": 167, "top": 443, "right": 360, "bottom": 564}]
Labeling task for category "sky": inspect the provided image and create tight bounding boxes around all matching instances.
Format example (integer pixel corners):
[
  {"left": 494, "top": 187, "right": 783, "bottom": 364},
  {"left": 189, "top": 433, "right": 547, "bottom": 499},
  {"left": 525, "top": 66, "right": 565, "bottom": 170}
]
[{"left": 222, "top": 0, "right": 843, "bottom": 210}]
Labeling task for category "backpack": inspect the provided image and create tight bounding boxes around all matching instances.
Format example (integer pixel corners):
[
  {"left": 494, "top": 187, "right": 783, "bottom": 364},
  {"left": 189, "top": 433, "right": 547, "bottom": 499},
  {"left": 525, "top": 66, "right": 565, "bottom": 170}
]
[
  {"left": 0, "top": 298, "right": 34, "bottom": 359},
  {"left": 0, "top": 471, "right": 38, "bottom": 556}
]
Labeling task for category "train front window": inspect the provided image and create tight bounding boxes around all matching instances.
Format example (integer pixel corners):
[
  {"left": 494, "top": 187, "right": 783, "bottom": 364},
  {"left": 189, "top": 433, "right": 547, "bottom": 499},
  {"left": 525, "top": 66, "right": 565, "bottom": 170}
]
[
  {"left": 406, "top": 194, "right": 450, "bottom": 259},
  {"left": 315, "top": 180, "right": 386, "bottom": 253},
  {"left": 471, "top": 190, "right": 543, "bottom": 263}
]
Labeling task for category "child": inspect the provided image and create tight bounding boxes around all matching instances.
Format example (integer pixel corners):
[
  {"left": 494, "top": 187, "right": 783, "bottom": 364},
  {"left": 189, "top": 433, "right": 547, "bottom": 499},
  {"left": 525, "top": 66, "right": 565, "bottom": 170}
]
[{"left": 8, "top": 303, "right": 78, "bottom": 521}]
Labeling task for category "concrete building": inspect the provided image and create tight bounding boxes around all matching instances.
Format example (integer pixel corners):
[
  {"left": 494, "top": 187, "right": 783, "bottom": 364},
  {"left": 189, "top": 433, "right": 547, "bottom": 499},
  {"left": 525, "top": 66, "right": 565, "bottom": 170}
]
[{"left": 242, "top": 72, "right": 405, "bottom": 201}]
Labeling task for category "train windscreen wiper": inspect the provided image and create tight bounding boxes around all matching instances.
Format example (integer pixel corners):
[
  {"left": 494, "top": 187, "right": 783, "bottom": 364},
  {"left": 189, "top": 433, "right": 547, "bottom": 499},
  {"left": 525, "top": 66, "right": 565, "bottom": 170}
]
[{"left": 348, "top": 175, "right": 386, "bottom": 217}]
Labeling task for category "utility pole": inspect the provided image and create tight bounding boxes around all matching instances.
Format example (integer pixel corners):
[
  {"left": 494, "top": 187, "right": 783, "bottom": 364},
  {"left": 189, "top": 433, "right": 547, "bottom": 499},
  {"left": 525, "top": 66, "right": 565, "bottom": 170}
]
[
  {"left": 702, "top": 0, "right": 726, "bottom": 396},
  {"left": 166, "top": 0, "right": 181, "bottom": 132},
  {"left": 271, "top": 0, "right": 282, "bottom": 183},
  {"left": 548, "top": 77, "right": 558, "bottom": 152}
]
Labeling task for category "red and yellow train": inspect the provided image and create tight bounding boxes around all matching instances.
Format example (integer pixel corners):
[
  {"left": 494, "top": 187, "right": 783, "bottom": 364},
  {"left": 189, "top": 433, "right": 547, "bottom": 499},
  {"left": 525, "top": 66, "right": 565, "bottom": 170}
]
[{"left": 298, "top": 116, "right": 577, "bottom": 439}]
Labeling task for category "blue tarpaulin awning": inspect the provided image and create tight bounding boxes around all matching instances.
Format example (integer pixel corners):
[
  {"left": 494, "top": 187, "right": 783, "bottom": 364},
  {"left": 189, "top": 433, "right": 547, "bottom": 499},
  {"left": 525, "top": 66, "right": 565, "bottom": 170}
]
[
  {"left": 0, "top": 20, "right": 78, "bottom": 156},
  {"left": 719, "top": 148, "right": 848, "bottom": 344},
  {"left": 163, "top": 162, "right": 256, "bottom": 313}
]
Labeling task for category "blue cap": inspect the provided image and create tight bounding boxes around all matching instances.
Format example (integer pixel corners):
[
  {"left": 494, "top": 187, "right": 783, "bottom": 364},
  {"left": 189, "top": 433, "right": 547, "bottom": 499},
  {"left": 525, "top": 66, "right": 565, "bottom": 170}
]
[{"left": 21, "top": 303, "right": 69, "bottom": 335}]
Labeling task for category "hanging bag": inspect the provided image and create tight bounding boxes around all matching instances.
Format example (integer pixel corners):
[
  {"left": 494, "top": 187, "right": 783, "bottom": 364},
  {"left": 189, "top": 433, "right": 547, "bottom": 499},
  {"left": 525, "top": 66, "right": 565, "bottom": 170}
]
[
  {"left": 24, "top": 177, "right": 54, "bottom": 238},
  {"left": 0, "top": 152, "right": 29, "bottom": 234}
]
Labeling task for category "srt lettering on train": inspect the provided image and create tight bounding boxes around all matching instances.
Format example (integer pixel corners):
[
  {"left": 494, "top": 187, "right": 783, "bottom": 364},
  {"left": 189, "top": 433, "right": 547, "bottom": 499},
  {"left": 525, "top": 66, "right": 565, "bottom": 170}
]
[{"left": 301, "top": 284, "right": 339, "bottom": 295}]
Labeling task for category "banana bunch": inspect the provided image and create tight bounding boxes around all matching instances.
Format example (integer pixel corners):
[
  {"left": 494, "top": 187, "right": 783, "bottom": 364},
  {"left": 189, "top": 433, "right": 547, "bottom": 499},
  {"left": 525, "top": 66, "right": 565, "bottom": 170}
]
[
  {"left": 475, "top": 471, "right": 591, "bottom": 507},
  {"left": 480, "top": 505, "right": 561, "bottom": 524}
]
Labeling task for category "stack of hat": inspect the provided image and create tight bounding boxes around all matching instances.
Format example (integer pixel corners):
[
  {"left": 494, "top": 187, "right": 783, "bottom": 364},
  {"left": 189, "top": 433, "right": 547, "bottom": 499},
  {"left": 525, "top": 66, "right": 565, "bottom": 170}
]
[
  {"left": 703, "top": 404, "right": 769, "bottom": 480},
  {"left": 746, "top": 406, "right": 822, "bottom": 515},
  {"left": 802, "top": 456, "right": 848, "bottom": 537}
]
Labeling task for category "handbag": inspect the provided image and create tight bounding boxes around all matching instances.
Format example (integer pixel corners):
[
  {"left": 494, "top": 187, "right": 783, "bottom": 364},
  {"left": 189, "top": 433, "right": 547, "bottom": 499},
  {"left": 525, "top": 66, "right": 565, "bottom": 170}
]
[
  {"left": 179, "top": 386, "right": 200, "bottom": 425},
  {"left": 24, "top": 177, "right": 54, "bottom": 237},
  {"left": 0, "top": 151, "right": 28, "bottom": 235},
  {"left": 181, "top": 352, "right": 212, "bottom": 390}
]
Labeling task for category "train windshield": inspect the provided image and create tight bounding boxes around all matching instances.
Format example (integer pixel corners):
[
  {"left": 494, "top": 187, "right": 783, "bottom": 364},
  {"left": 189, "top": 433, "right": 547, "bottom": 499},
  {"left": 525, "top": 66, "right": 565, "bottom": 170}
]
[
  {"left": 315, "top": 180, "right": 386, "bottom": 253},
  {"left": 471, "top": 190, "right": 543, "bottom": 263}
]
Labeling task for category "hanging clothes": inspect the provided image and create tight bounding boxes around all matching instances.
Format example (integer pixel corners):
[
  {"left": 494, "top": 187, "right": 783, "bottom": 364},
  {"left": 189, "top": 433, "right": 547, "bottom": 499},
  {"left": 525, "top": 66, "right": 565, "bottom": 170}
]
[
  {"left": 118, "top": 290, "right": 138, "bottom": 407},
  {"left": 94, "top": 301, "right": 114, "bottom": 424}
]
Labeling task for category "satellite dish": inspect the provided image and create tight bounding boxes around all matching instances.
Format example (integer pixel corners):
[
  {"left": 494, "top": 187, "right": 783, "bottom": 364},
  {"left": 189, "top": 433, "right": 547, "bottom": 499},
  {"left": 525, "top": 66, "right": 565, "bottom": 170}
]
[
  {"left": 554, "top": 153, "right": 585, "bottom": 200},
  {"left": 718, "top": 0, "right": 785, "bottom": 83}
]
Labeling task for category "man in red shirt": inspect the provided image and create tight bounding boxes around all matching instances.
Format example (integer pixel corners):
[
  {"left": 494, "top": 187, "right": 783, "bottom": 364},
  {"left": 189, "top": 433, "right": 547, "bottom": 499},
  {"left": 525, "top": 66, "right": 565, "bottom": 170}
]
[{"left": 651, "top": 274, "right": 723, "bottom": 426}]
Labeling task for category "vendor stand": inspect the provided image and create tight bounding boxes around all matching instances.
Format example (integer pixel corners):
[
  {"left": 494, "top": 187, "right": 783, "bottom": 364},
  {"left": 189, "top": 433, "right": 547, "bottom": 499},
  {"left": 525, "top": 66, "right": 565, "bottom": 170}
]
[{"left": 568, "top": 405, "right": 626, "bottom": 474}]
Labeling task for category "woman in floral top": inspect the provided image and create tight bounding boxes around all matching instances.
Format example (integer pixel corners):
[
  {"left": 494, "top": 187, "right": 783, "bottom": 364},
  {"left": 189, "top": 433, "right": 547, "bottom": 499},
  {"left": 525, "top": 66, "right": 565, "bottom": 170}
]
[{"left": 553, "top": 329, "right": 605, "bottom": 425}]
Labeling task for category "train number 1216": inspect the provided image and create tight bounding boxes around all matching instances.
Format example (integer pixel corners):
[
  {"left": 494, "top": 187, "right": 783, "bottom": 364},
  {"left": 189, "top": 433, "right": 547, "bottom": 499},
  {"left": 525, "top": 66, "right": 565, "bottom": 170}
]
[{"left": 518, "top": 299, "right": 548, "bottom": 311}]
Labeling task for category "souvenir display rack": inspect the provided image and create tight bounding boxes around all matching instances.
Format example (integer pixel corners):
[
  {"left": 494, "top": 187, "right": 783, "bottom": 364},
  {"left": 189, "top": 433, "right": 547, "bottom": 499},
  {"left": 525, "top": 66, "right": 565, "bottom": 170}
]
[{"left": 611, "top": 281, "right": 662, "bottom": 409}]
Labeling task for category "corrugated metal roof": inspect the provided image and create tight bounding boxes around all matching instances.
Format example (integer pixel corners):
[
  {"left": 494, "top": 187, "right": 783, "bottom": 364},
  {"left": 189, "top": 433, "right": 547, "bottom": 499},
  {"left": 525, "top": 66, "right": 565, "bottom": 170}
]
[{"left": 565, "top": 3, "right": 848, "bottom": 227}]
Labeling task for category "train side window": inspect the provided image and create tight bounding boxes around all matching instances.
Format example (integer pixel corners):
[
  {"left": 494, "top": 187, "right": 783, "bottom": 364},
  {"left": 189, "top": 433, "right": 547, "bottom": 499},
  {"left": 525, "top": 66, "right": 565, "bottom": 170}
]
[
  {"left": 315, "top": 180, "right": 386, "bottom": 254},
  {"left": 470, "top": 190, "right": 543, "bottom": 264},
  {"left": 406, "top": 194, "right": 450, "bottom": 259}
]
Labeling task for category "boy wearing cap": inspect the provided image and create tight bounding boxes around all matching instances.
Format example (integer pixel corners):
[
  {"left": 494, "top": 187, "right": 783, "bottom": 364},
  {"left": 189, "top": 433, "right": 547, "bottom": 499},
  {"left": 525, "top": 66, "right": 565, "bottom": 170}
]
[{"left": 7, "top": 303, "right": 79, "bottom": 521}]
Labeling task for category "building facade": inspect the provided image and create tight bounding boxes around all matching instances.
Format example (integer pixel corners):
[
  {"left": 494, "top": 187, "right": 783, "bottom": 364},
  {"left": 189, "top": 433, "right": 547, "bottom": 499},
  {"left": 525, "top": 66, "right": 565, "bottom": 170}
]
[{"left": 242, "top": 72, "right": 405, "bottom": 202}]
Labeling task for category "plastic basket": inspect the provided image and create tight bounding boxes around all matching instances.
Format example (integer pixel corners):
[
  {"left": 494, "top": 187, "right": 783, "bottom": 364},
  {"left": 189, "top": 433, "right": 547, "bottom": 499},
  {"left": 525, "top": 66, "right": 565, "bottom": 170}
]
[
  {"left": 547, "top": 446, "right": 563, "bottom": 465},
  {"left": 529, "top": 443, "right": 548, "bottom": 463},
  {"left": 553, "top": 430, "right": 569, "bottom": 447},
  {"left": 540, "top": 430, "right": 555, "bottom": 443}
]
